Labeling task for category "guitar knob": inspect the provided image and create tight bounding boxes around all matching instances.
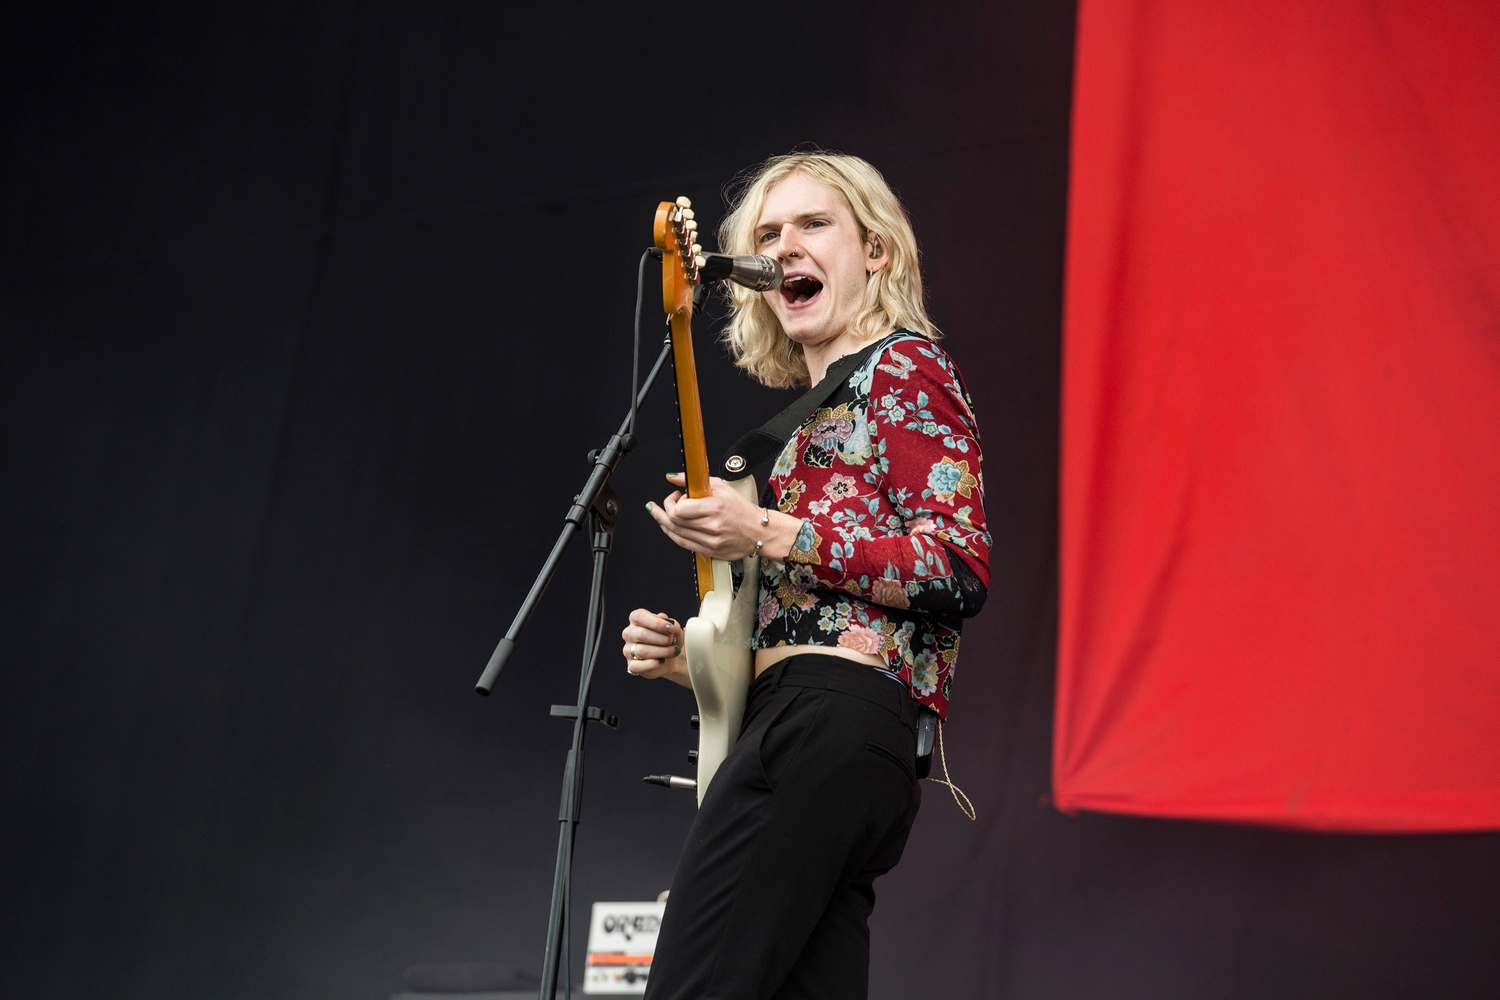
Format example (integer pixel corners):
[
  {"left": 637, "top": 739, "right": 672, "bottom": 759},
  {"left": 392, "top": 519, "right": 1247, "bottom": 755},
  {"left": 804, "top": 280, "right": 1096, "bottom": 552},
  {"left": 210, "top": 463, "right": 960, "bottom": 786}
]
[{"left": 687, "top": 749, "right": 699, "bottom": 767}]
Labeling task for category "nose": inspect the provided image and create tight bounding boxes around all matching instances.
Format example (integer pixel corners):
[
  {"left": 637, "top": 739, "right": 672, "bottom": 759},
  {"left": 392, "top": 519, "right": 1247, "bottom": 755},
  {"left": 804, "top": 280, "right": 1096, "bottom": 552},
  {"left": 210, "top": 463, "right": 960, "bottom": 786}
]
[{"left": 774, "top": 223, "right": 803, "bottom": 260}]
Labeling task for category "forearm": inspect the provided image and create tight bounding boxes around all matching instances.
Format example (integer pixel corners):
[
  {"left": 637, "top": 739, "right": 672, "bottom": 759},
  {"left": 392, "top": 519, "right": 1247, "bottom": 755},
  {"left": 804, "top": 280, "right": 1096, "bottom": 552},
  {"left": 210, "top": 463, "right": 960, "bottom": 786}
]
[{"left": 786, "top": 526, "right": 987, "bottom": 615}]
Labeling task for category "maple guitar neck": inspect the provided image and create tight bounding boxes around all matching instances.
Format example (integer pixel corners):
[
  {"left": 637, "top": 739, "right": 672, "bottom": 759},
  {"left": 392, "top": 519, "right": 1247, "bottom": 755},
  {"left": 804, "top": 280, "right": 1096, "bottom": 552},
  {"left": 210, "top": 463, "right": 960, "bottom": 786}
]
[{"left": 654, "top": 198, "right": 714, "bottom": 601}]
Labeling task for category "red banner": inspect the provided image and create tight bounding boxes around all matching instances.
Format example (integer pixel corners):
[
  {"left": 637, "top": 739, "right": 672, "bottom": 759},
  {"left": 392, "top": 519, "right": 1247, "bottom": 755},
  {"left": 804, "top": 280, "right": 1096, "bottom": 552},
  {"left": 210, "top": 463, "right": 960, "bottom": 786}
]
[{"left": 1056, "top": 0, "right": 1500, "bottom": 830}]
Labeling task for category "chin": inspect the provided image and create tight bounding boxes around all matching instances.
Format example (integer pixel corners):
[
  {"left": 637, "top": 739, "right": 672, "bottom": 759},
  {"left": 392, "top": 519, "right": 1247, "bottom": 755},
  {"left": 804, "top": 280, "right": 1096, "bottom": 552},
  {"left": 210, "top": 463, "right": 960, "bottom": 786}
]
[{"left": 778, "top": 314, "right": 832, "bottom": 345}]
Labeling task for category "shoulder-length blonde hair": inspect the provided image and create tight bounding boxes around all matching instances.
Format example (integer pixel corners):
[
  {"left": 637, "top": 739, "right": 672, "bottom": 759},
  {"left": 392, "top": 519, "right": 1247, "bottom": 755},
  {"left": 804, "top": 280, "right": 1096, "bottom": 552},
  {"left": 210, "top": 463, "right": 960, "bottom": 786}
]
[{"left": 717, "top": 151, "right": 938, "bottom": 388}]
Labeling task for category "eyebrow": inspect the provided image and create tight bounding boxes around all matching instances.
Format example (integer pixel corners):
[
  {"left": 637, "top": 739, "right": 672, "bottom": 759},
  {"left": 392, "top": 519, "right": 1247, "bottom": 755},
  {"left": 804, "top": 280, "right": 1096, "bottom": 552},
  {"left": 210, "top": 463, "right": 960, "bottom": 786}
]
[{"left": 755, "top": 209, "right": 835, "bottom": 231}]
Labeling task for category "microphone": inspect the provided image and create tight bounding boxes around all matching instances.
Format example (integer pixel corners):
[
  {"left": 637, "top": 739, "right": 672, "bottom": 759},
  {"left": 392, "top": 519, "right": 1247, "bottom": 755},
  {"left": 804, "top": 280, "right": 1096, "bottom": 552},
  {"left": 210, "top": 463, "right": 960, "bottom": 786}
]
[{"left": 698, "top": 253, "right": 783, "bottom": 291}]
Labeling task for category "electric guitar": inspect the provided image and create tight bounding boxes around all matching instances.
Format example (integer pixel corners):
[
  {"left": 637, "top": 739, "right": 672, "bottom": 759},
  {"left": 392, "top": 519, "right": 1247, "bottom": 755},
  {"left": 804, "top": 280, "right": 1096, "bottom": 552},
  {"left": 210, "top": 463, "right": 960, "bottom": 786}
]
[{"left": 654, "top": 196, "right": 761, "bottom": 806}]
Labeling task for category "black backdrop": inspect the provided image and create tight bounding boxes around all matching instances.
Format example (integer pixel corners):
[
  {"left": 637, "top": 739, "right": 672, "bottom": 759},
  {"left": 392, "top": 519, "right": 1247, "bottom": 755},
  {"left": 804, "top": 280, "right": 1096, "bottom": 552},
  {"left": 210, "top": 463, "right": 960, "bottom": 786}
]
[{"left": 2, "top": 4, "right": 1496, "bottom": 999}]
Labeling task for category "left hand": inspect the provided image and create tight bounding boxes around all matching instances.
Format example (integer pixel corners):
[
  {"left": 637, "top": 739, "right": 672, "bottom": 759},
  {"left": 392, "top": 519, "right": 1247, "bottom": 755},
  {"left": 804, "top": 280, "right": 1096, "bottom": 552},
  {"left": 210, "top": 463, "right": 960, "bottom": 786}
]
[
  {"left": 647, "top": 474, "right": 798, "bottom": 561},
  {"left": 621, "top": 609, "right": 690, "bottom": 687}
]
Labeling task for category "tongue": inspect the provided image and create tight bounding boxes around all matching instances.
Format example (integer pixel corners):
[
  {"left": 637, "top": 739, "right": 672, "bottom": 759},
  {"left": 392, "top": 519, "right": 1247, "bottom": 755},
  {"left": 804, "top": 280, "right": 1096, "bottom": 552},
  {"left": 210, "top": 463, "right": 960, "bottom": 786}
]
[{"left": 784, "top": 279, "right": 822, "bottom": 303}]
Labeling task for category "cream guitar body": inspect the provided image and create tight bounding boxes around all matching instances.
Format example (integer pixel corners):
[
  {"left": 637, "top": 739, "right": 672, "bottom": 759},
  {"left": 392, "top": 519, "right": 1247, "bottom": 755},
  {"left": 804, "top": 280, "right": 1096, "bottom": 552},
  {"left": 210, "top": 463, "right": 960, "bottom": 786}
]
[{"left": 682, "top": 475, "right": 761, "bottom": 805}]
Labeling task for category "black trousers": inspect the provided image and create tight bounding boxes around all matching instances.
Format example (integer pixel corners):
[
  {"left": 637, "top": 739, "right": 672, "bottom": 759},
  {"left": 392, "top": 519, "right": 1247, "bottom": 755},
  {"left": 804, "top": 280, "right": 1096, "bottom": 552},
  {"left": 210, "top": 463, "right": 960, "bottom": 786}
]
[{"left": 644, "top": 654, "right": 923, "bottom": 1000}]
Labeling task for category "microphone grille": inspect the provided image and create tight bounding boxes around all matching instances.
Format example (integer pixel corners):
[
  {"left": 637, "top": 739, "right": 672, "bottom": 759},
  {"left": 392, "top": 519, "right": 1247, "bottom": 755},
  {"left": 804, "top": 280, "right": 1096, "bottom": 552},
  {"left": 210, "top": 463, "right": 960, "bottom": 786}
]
[
  {"left": 700, "top": 253, "right": 784, "bottom": 291},
  {"left": 738, "top": 255, "right": 783, "bottom": 292}
]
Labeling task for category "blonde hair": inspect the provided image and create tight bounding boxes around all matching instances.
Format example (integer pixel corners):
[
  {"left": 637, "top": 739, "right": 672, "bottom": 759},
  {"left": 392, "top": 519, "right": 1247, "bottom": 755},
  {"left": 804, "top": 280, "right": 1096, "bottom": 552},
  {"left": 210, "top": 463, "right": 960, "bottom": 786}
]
[{"left": 717, "top": 151, "right": 938, "bottom": 388}]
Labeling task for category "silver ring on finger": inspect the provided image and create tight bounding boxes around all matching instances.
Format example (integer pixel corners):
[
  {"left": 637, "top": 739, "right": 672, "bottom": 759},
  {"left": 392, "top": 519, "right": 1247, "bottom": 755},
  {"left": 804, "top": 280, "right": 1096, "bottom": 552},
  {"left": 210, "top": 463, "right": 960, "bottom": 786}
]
[{"left": 630, "top": 643, "right": 639, "bottom": 660}]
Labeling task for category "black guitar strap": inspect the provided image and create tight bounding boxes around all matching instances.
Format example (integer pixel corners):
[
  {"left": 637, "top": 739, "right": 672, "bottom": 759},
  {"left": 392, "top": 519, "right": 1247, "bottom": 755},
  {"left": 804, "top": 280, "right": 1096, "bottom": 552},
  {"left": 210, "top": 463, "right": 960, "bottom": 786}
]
[{"left": 716, "top": 334, "right": 895, "bottom": 491}]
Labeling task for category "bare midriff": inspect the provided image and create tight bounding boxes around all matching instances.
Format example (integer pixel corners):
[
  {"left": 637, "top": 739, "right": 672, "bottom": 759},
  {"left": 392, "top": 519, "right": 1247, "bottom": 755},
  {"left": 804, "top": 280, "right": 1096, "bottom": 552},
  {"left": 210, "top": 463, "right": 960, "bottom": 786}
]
[{"left": 754, "top": 644, "right": 885, "bottom": 678}]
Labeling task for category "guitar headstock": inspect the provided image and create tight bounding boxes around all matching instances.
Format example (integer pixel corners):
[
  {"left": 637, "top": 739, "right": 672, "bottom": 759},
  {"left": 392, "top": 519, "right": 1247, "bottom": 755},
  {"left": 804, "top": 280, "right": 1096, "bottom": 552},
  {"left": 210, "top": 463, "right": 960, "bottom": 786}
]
[{"left": 654, "top": 196, "right": 704, "bottom": 317}]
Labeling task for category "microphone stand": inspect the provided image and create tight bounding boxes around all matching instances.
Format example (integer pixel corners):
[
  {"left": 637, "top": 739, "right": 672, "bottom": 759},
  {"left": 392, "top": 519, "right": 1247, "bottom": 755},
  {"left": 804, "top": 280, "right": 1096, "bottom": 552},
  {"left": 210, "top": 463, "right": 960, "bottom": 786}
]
[{"left": 475, "top": 329, "right": 677, "bottom": 1000}]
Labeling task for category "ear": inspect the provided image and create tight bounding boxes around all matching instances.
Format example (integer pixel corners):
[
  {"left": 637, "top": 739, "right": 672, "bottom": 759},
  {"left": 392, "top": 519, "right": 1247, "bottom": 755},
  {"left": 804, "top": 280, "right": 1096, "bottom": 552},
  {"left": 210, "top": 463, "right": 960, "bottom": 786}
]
[{"left": 866, "top": 234, "right": 890, "bottom": 275}]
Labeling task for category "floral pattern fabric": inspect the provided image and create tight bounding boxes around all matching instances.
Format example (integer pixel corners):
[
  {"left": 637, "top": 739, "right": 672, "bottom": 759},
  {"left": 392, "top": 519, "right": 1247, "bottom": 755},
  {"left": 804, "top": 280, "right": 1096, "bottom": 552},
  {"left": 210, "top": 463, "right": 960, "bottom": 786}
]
[{"left": 754, "top": 332, "right": 991, "bottom": 719}]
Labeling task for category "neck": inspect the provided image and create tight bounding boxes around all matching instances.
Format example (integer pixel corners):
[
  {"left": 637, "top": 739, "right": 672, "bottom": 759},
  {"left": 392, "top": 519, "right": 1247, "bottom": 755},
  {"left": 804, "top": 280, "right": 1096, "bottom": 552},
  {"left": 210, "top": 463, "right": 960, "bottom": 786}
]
[{"left": 804, "top": 328, "right": 874, "bottom": 386}]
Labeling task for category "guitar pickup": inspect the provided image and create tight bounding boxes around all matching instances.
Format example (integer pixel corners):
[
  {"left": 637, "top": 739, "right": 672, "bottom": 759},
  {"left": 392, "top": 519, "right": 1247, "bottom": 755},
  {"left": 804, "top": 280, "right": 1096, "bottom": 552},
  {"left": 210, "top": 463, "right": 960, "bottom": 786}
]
[{"left": 550, "top": 705, "right": 619, "bottom": 728}]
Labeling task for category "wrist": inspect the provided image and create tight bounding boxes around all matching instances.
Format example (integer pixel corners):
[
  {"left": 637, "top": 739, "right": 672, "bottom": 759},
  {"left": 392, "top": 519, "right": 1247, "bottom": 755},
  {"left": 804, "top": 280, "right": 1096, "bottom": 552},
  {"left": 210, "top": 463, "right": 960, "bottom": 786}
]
[
  {"left": 759, "top": 510, "right": 803, "bottom": 562},
  {"left": 664, "top": 652, "right": 693, "bottom": 689}
]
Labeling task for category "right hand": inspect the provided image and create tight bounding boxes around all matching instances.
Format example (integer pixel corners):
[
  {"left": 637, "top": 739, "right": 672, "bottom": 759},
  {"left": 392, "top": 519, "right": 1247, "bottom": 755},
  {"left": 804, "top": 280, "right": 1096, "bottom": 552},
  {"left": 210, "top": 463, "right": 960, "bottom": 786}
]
[{"left": 621, "top": 609, "right": 691, "bottom": 687}]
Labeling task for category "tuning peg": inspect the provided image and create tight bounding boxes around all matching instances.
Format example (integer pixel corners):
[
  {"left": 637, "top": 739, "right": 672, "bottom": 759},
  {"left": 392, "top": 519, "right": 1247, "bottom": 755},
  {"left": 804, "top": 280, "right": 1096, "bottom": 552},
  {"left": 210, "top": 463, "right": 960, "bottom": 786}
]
[
  {"left": 694, "top": 255, "right": 706, "bottom": 267},
  {"left": 691, "top": 243, "right": 702, "bottom": 255},
  {"left": 685, "top": 218, "right": 698, "bottom": 230},
  {"left": 675, "top": 196, "right": 692, "bottom": 208},
  {"left": 682, "top": 208, "right": 695, "bottom": 221}
]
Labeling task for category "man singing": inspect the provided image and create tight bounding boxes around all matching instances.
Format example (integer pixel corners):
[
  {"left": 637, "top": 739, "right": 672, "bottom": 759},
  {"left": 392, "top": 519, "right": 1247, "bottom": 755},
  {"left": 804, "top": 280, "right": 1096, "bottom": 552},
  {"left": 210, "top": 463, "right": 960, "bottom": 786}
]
[{"left": 620, "top": 151, "right": 990, "bottom": 1000}]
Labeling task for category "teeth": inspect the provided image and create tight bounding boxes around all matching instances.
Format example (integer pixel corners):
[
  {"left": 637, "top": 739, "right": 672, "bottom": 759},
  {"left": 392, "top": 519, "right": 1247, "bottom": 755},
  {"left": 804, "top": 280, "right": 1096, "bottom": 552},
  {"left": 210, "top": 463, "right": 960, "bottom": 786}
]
[{"left": 780, "top": 275, "right": 821, "bottom": 303}]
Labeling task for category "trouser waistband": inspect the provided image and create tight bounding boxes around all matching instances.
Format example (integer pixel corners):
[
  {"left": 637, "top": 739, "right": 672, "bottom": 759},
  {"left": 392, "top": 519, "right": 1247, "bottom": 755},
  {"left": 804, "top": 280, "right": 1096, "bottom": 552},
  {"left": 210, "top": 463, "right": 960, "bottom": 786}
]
[{"left": 752, "top": 653, "right": 919, "bottom": 727}]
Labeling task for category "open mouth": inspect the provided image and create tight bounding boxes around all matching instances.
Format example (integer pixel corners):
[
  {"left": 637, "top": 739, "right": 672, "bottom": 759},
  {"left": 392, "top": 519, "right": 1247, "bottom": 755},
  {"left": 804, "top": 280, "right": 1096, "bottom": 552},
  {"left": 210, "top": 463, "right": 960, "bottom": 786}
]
[{"left": 780, "top": 275, "right": 823, "bottom": 305}]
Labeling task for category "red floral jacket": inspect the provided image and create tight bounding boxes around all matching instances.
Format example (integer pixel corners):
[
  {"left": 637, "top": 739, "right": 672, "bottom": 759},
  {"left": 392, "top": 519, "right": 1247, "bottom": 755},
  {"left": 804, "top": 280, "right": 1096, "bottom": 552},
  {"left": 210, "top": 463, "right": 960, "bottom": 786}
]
[{"left": 755, "top": 331, "right": 990, "bottom": 719}]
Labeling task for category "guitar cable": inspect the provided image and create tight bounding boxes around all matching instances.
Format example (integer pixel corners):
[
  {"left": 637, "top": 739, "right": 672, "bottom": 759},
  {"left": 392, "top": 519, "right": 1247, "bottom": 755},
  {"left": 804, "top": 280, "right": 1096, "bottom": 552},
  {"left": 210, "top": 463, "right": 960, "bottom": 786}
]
[{"left": 629, "top": 248, "right": 652, "bottom": 440}]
